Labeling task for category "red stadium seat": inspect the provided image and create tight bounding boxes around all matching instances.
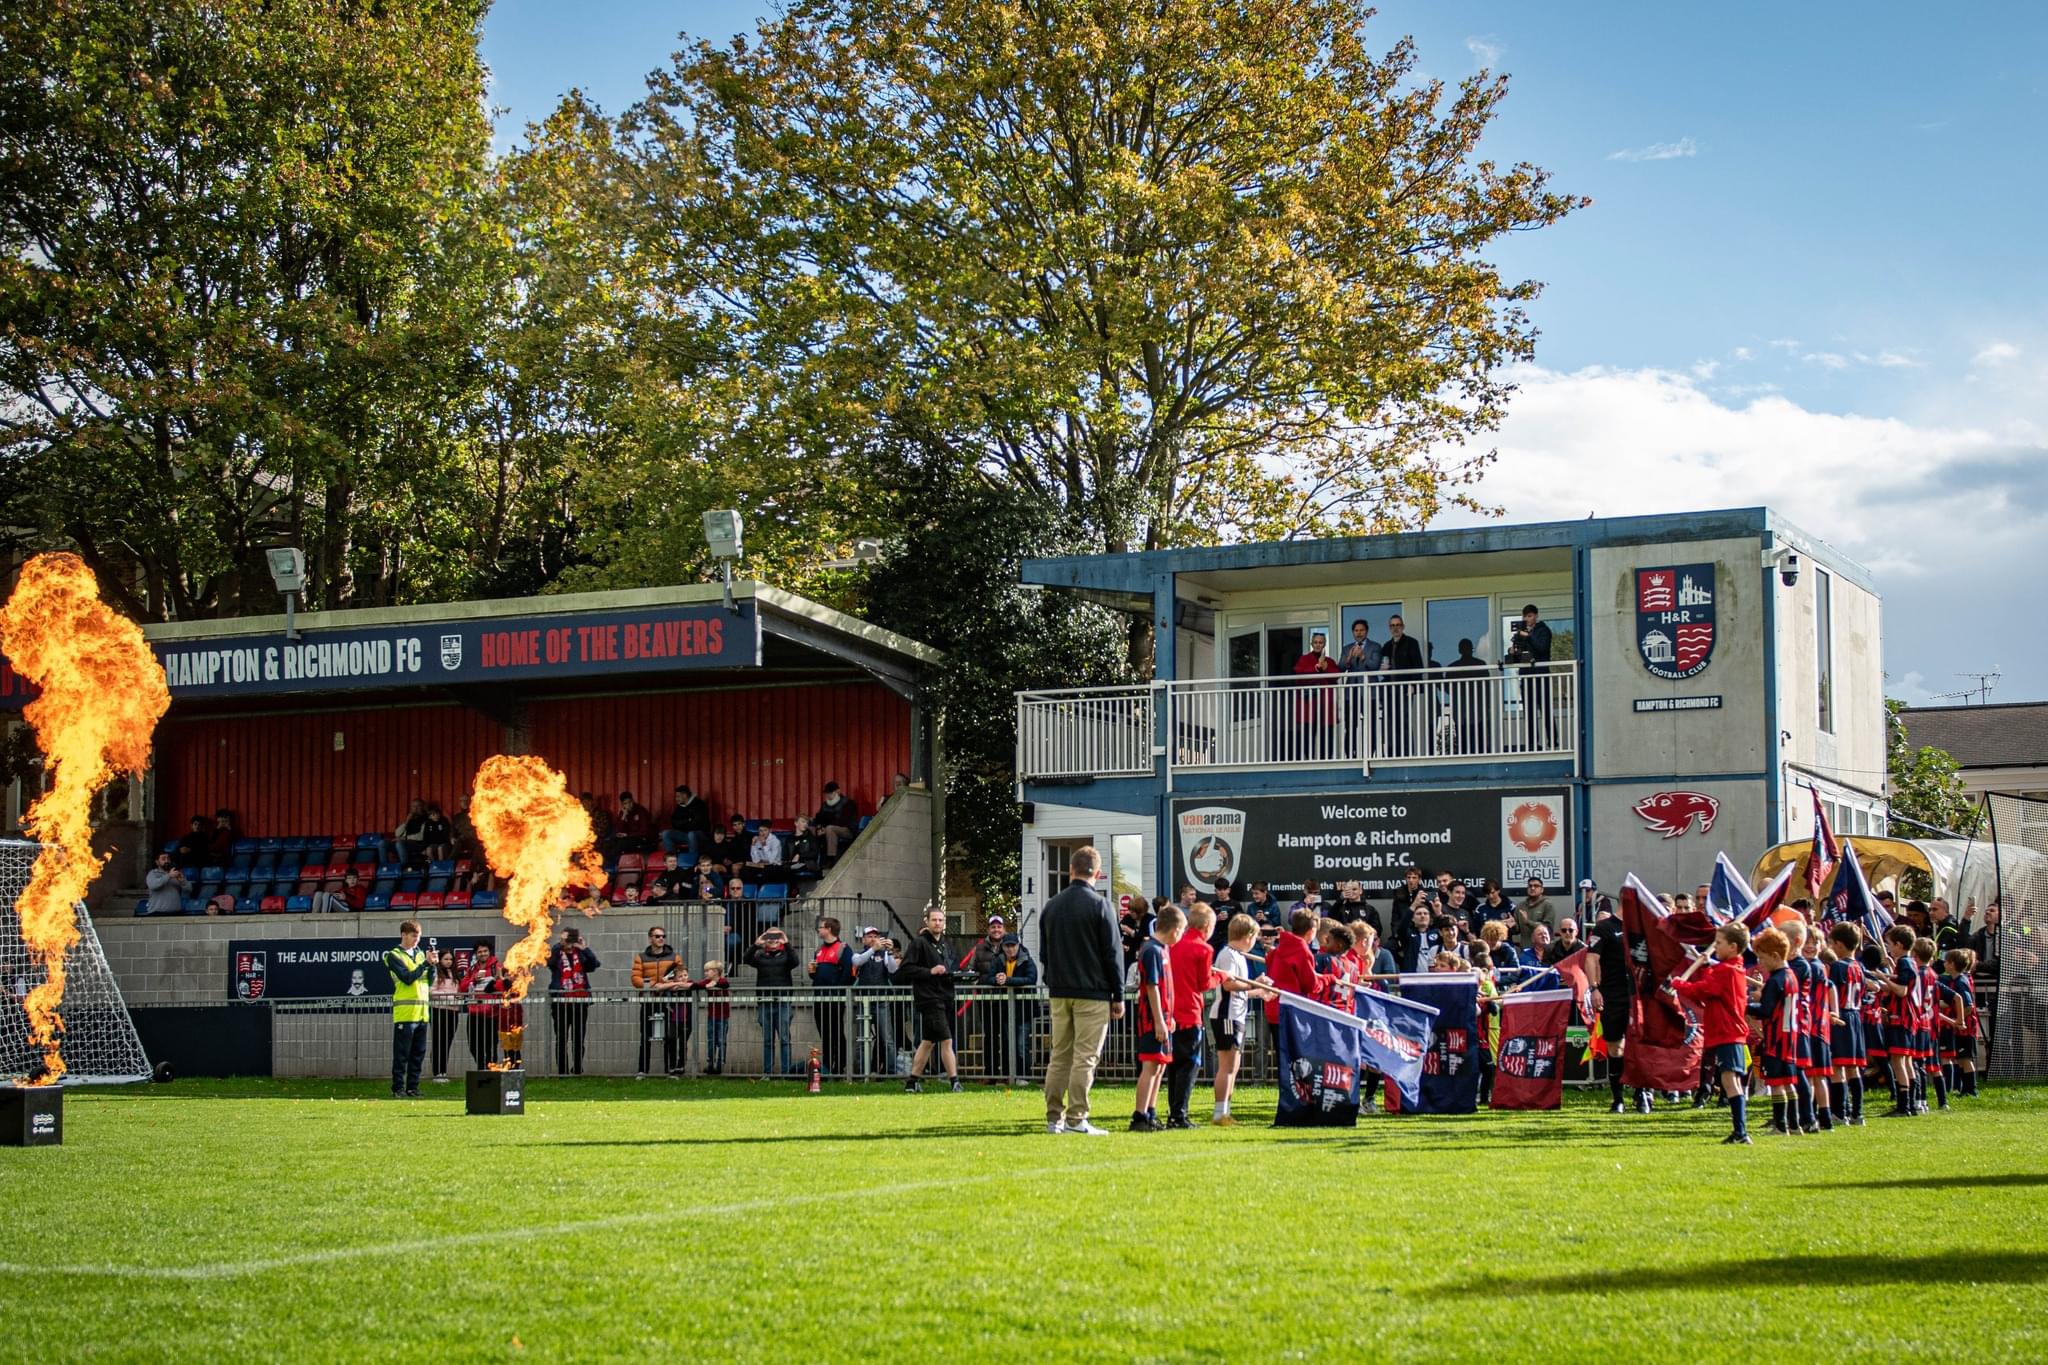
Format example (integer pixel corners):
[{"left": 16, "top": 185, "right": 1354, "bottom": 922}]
[
  {"left": 294, "top": 879, "right": 320, "bottom": 898},
  {"left": 389, "top": 892, "right": 418, "bottom": 911},
  {"left": 260, "top": 896, "right": 286, "bottom": 914},
  {"left": 444, "top": 890, "right": 472, "bottom": 910},
  {"left": 330, "top": 835, "right": 354, "bottom": 852},
  {"left": 416, "top": 892, "right": 445, "bottom": 911},
  {"left": 300, "top": 862, "right": 328, "bottom": 881},
  {"left": 325, "top": 861, "right": 350, "bottom": 880},
  {"left": 617, "top": 853, "right": 644, "bottom": 873},
  {"left": 351, "top": 861, "right": 376, "bottom": 879}
]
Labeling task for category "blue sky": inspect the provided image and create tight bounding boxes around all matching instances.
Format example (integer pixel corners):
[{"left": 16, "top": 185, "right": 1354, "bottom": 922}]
[{"left": 481, "top": 2, "right": 2048, "bottom": 708}]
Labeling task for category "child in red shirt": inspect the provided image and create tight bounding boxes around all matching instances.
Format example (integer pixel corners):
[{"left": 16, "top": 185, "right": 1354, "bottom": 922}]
[
  {"left": 1130, "top": 905, "right": 1183, "bottom": 1132},
  {"left": 1164, "top": 904, "right": 1217, "bottom": 1129},
  {"left": 1668, "top": 922, "right": 1755, "bottom": 1144}
]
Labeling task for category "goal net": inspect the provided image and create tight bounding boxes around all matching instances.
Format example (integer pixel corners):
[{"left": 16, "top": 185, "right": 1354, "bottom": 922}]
[{"left": 1, "top": 839, "right": 152, "bottom": 1085}]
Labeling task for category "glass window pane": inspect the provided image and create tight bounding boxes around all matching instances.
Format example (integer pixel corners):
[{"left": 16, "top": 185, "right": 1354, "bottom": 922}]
[
  {"left": 1110, "top": 833, "right": 1144, "bottom": 909},
  {"left": 1426, "top": 596, "right": 1492, "bottom": 670}
]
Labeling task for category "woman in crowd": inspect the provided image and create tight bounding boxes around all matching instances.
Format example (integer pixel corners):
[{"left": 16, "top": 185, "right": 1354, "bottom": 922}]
[{"left": 429, "top": 949, "right": 461, "bottom": 1082}]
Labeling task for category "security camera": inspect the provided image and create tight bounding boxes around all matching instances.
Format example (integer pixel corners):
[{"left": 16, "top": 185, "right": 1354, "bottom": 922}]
[{"left": 1780, "top": 552, "right": 1800, "bottom": 587}]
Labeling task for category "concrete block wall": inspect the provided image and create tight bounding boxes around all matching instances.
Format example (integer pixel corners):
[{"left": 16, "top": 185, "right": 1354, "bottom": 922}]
[{"left": 812, "top": 787, "right": 935, "bottom": 920}]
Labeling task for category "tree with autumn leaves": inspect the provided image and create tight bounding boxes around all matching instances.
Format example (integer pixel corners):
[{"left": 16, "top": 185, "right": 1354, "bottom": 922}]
[{"left": 0, "top": 0, "right": 1580, "bottom": 899}]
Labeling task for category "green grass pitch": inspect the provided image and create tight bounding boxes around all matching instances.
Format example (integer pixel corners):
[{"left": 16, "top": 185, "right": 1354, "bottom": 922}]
[{"left": 3, "top": 1079, "right": 2045, "bottom": 1361}]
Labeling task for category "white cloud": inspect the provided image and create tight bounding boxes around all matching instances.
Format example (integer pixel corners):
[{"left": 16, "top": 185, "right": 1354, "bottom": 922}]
[
  {"left": 1803, "top": 351, "right": 1849, "bottom": 370},
  {"left": 1974, "top": 341, "right": 2020, "bottom": 366},
  {"left": 1799, "top": 348, "right": 1919, "bottom": 371},
  {"left": 1868, "top": 350, "right": 1919, "bottom": 369},
  {"left": 1608, "top": 137, "right": 1698, "bottom": 163},
  {"left": 1465, "top": 35, "right": 1504, "bottom": 67},
  {"left": 1442, "top": 364, "right": 2048, "bottom": 698},
  {"left": 1767, "top": 338, "right": 1801, "bottom": 351},
  {"left": 1690, "top": 360, "right": 1720, "bottom": 380},
  {"left": 1731, "top": 346, "right": 1754, "bottom": 362}
]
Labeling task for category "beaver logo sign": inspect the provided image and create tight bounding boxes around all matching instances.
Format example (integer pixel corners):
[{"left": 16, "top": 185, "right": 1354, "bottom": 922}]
[{"left": 1636, "top": 564, "right": 1717, "bottom": 681}]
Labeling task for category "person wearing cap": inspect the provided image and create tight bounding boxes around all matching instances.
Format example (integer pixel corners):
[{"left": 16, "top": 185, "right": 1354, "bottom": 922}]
[
  {"left": 963, "top": 913, "right": 1009, "bottom": 1079},
  {"left": 986, "top": 932, "right": 1039, "bottom": 1079},
  {"left": 852, "top": 925, "right": 901, "bottom": 1075}
]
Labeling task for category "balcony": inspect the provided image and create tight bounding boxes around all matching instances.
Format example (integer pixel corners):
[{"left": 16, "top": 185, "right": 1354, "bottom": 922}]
[{"left": 1017, "top": 662, "right": 1578, "bottom": 786}]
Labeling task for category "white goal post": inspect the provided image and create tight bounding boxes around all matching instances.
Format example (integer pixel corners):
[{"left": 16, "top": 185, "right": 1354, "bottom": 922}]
[{"left": 2, "top": 839, "right": 152, "bottom": 1085}]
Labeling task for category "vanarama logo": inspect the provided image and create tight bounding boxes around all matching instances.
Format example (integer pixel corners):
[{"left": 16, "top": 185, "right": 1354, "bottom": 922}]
[{"left": 1177, "top": 806, "right": 1246, "bottom": 888}]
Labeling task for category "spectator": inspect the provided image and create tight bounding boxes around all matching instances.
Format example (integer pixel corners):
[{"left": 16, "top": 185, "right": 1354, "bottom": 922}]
[
  {"left": 746, "top": 824, "right": 785, "bottom": 877},
  {"left": 697, "top": 960, "right": 731, "bottom": 1074},
  {"left": 386, "top": 798, "right": 431, "bottom": 869},
  {"left": 746, "top": 925, "right": 799, "bottom": 1076},
  {"left": 1548, "top": 916, "right": 1581, "bottom": 965},
  {"left": 419, "top": 802, "right": 453, "bottom": 863},
  {"left": 312, "top": 870, "right": 367, "bottom": 914},
  {"left": 853, "top": 926, "right": 902, "bottom": 1076},
  {"left": 173, "top": 816, "right": 213, "bottom": 869},
  {"left": 1387, "top": 867, "right": 1427, "bottom": 925},
  {"left": 711, "top": 816, "right": 751, "bottom": 876},
  {"left": 1392, "top": 899, "right": 1441, "bottom": 974},
  {"left": 429, "top": 949, "right": 461, "bottom": 1081},
  {"left": 461, "top": 941, "right": 501, "bottom": 1068},
  {"left": 146, "top": 851, "right": 189, "bottom": 915},
  {"left": 964, "top": 913, "right": 1009, "bottom": 1079},
  {"left": 987, "top": 932, "right": 1039, "bottom": 1079},
  {"left": 547, "top": 927, "right": 601, "bottom": 1076},
  {"left": 1521, "top": 923, "right": 1553, "bottom": 970},
  {"left": 809, "top": 916, "right": 855, "bottom": 1076},
  {"left": 1442, "top": 880, "right": 1471, "bottom": 933},
  {"left": 449, "top": 794, "right": 479, "bottom": 866},
  {"left": 615, "top": 791, "right": 655, "bottom": 854},
  {"left": 1246, "top": 882, "right": 1279, "bottom": 929},
  {"left": 1334, "top": 880, "right": 1382, "bottom": 942},
  {"left": 631, "top": 925, "right": 687, "bottom": 1078},
  {"left": 661, "top": 784, "right": 713, "bottom": 862},
  {"left": 479, "top": 958, "right": 524, "bottom": 1069},
  {"left": 581, "top": 793, "right": 615, "bottom": 860},
  {"left": 787, "top": 816, "right": 825, "bottom": 881},
  {"left": 208, "top": 808, "right": 239, "bottom": 864},
  {"left": 899, "top": 903, "right": 963, "bottom": 1092},
  {"left": 1472, "top": 879, "right": 1514, "bottom": 937},
  {"left": 1514, "top": 877, "right": 1555, "bottom": 951},
  {"left": 813, "top": 781, "right": 860, "bottom": 861}
]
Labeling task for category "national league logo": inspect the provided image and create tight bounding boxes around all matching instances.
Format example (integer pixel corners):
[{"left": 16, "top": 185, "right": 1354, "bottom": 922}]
[{"left": 1636, "top": 564, "right": 1716, "bottom": 681}]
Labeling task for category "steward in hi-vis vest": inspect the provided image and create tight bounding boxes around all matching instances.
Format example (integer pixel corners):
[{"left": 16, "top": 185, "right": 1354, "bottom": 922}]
[{"left": 384, "top": 920, "right": 432, "bottom": 1098}]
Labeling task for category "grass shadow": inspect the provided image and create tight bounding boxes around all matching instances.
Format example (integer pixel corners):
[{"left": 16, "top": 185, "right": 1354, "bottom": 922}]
[
  {"left": 548, "top": 1120, "right": 1049, "bottom": 1148},
  {"left": 1447, "top": 1250, "right": 2048, "bottom": 1298},
  {"left": 1799, "top": 1172, "right": 2048, "bottom": 1193}
]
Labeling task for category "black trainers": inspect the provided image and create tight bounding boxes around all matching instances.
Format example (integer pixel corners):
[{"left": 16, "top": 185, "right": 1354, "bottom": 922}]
[
  {"left": 1634, "top": 1093, "right": 1653, "bottom": 1115},
  {"left": 949, "top": 1079, "right": 964, "bottom": 1093},
  {"left": 903, "top": 1078, "right": 923, "bottom": 1094},
  {"left": 404, "top": 1089, "right": 420, "bottom": 1099},
  {"left": 1608, "top": 1101, "right": 1625, "bottom": 1114},
  {"left": 1720, "top": 1132, "right": 1752, "bottom": 1145},
  {"left": 1129, "top": 1115, "right": 1162, "bottom": 1133},
  {"left": 1165, "top": 1116, "right": 1194, "bottom": 1130}
]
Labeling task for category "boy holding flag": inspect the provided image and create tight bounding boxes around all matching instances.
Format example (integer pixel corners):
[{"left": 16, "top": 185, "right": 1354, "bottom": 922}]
[{"left": 1664, "top": 921, "right": 1755, "bottom": 1144}]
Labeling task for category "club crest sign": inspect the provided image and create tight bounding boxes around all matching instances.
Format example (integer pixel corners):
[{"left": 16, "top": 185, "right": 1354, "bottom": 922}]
[{"left": 1635, "top": 564, "right": 1716, "bottom": 681}]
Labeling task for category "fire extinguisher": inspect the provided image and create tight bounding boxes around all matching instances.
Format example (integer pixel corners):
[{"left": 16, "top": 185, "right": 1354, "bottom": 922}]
[{"left": 806, "top": 1046, "right": 822, "bottom": 1094}]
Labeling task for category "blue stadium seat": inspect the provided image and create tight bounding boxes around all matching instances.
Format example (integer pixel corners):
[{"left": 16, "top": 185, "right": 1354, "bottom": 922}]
[
  {"left": 428, "top": 859, "right": 456, "bottom": 877},
  {"left": 364, "top": 892, "right": 392, "bottom": 912},
  {"left": 180, "top": 896, "right": 204, "bottom": 915},
  {"left": 397, "top": 872, "right": 424, "bottom": 894},
  {"left": 756, "top": 882, "right": 790, "bottom": 901},
  {"left": 471, "top": 890, "right": 502, "bottom": 910},
  {"left": 228, "top": 851, "right": 255, "bottom": 874},
  {"left": 286, "top": 895, "right": 314, "bottom": 913},
  {"left": 232, "top": 837, "right": 260, "bottom": 855},
  {"left": 376, "top": 862, "right": 403, "bottom": 880},
  {"left": 673, "top": 851, "right": 698, "bottom": 871},
  {"left": 133, "top": 898, "right": 149, "bottom": 917},
  {"left": 235, "top": 897, "right": 260, "bottom": 915},
  {"left": 258, "top": 836, "right": 283, "bottom": 855},
  {"left": 372, "top": 878, "right": 397, "bottom": 897},
  {"left": 196, "top": 882, "right": 222, "bottom": 904},
  {"left": 742, "top": 882, "right": 761, "bottom": 900},
  {"left": 200, "top": 865, "right": 225, "bottom": 883},
  {"left": 356, "top": 832, "right": 383, "bottom": 850},
  {"left": 250, "top": 854, "right": 277, "bottom": 877},
  {"left": 425, "top": 874, "right": 451, "bottom": 894},
  {"left": 744, "top": 819, "right": 761, "bottom": 834},
  {"left": 281, "top": 837, "right": 310, "bottom": 857}
]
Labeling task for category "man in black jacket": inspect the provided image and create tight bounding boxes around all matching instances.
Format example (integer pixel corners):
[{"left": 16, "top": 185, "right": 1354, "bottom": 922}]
[
  {"left": 1505, "top": 603, "right": 1554, "bottom": 751},
  {"left": 744, "top": 926, "right": 800, "bottom": 1076},
  {"left": 899, "top": 904, "right": 961, "bottom": 1092},
  {"left": 1038, "top": 846, "right": 1125, "bottom": 1135},
  {"left": 1377, "top": 615, "right": 1426, "bottom": 756},
  {"left": 661, "top": 785, "right": 712, "bottom": 862}
]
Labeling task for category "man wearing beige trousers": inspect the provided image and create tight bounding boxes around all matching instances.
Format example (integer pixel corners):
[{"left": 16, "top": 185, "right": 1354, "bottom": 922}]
[{"left": 1037, "top": 846, "right": 1126, "bottom": 1135}]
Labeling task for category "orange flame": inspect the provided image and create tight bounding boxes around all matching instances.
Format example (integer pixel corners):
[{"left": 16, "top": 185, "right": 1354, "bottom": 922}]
[
  {"left": 0, "top": 554, "right": 170, "bottom": 1083},
  {"left": 468, "top": 754, "right": 604, "bottom": 1002}
]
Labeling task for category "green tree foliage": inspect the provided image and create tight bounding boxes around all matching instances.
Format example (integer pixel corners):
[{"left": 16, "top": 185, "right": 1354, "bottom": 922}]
[
  {"left": 0, "top": 0, "right": 498, "bottom": 617},
  {"left": 1886, "top": 699, "right": 1985, "bottom": 838},
  {"left": 863, "top": 477, "right": 1133, "bottom": 906},
  {"left": 622, "top": 0, "right": 1582, "bottom": 571}
]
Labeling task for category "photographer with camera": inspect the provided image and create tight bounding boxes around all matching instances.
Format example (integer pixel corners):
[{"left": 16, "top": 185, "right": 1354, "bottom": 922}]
[
  {"left": 853, "top": 925, "right": 902, "bottom": 1075},
  {"left": 1504, "top": 603, "right": 1553, "bottom": 751},
  {"left": 745, "top": 925, "right": 800, "bottom": 1077}
]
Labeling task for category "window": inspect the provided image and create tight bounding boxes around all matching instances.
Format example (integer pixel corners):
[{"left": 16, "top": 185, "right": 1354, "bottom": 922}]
[
  {"left": 1498, "top": 594, "right": 1575, "bottom": 662},
  {"left": 1815, "top": 567, "right": 1834, "bottom": 733},
  {"left": 1425, "top": 596, "right": 1492, "bottom": 670},
  {"left": 1110, "top": 833, "right": 1145, "bottom": 910},
  {"left": 1340, "top": 602, "right": 1404, "bottom": 665},
  {"left": 1223, "top": 610, "right": 1335, "bottom": 679}
]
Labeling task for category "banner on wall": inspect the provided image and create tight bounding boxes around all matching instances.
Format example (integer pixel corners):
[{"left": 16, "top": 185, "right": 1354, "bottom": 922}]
[
  {"left": 1169, "top": 789, "right": 1572, "bottom": 900},
  {"left": 227, "top": 935, "right": 493, "bottom": 1000},
  {"left": 1, "top": 603, "right": 765, "bottom": 709}
]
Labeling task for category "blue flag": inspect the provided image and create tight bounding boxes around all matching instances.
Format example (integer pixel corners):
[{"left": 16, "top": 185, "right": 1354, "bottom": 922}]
[
  {"left": 1825, "top": 838, "right": 1892, "bottom": 944},
  {"left": 1397, "top": 974, "right": 1482, "bottom": 1114},
  {"left": 1275, "top": 990, "right": 1437, "bottom": 1125},
  {"left": 1706, "top": 851, "right": 1751, "bottom": 924}
]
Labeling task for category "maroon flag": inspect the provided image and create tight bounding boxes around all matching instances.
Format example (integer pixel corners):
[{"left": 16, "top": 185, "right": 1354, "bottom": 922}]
[
  {"left": 1737, "top": 864, "right": 1796, "bottom": 933},
  {"left": 1491, "top": 990, "right": 1573, "bottom": 1110},
  {"left": 1618, "top": 874, "right": 1706, "bottom": 1092},
  {"left": 1548, "top": 946, "right": 1593, "bottom": 1026}
]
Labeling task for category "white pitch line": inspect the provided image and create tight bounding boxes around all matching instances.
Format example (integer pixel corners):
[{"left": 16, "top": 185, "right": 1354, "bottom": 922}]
[{"left": 0, "top": 1146, "right": 1206, "bottom": 1282}]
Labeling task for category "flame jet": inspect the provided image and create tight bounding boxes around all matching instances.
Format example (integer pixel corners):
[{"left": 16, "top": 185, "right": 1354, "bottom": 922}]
[{"left": 468, "top": 755, "right": 605, "bottom": 1002}]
